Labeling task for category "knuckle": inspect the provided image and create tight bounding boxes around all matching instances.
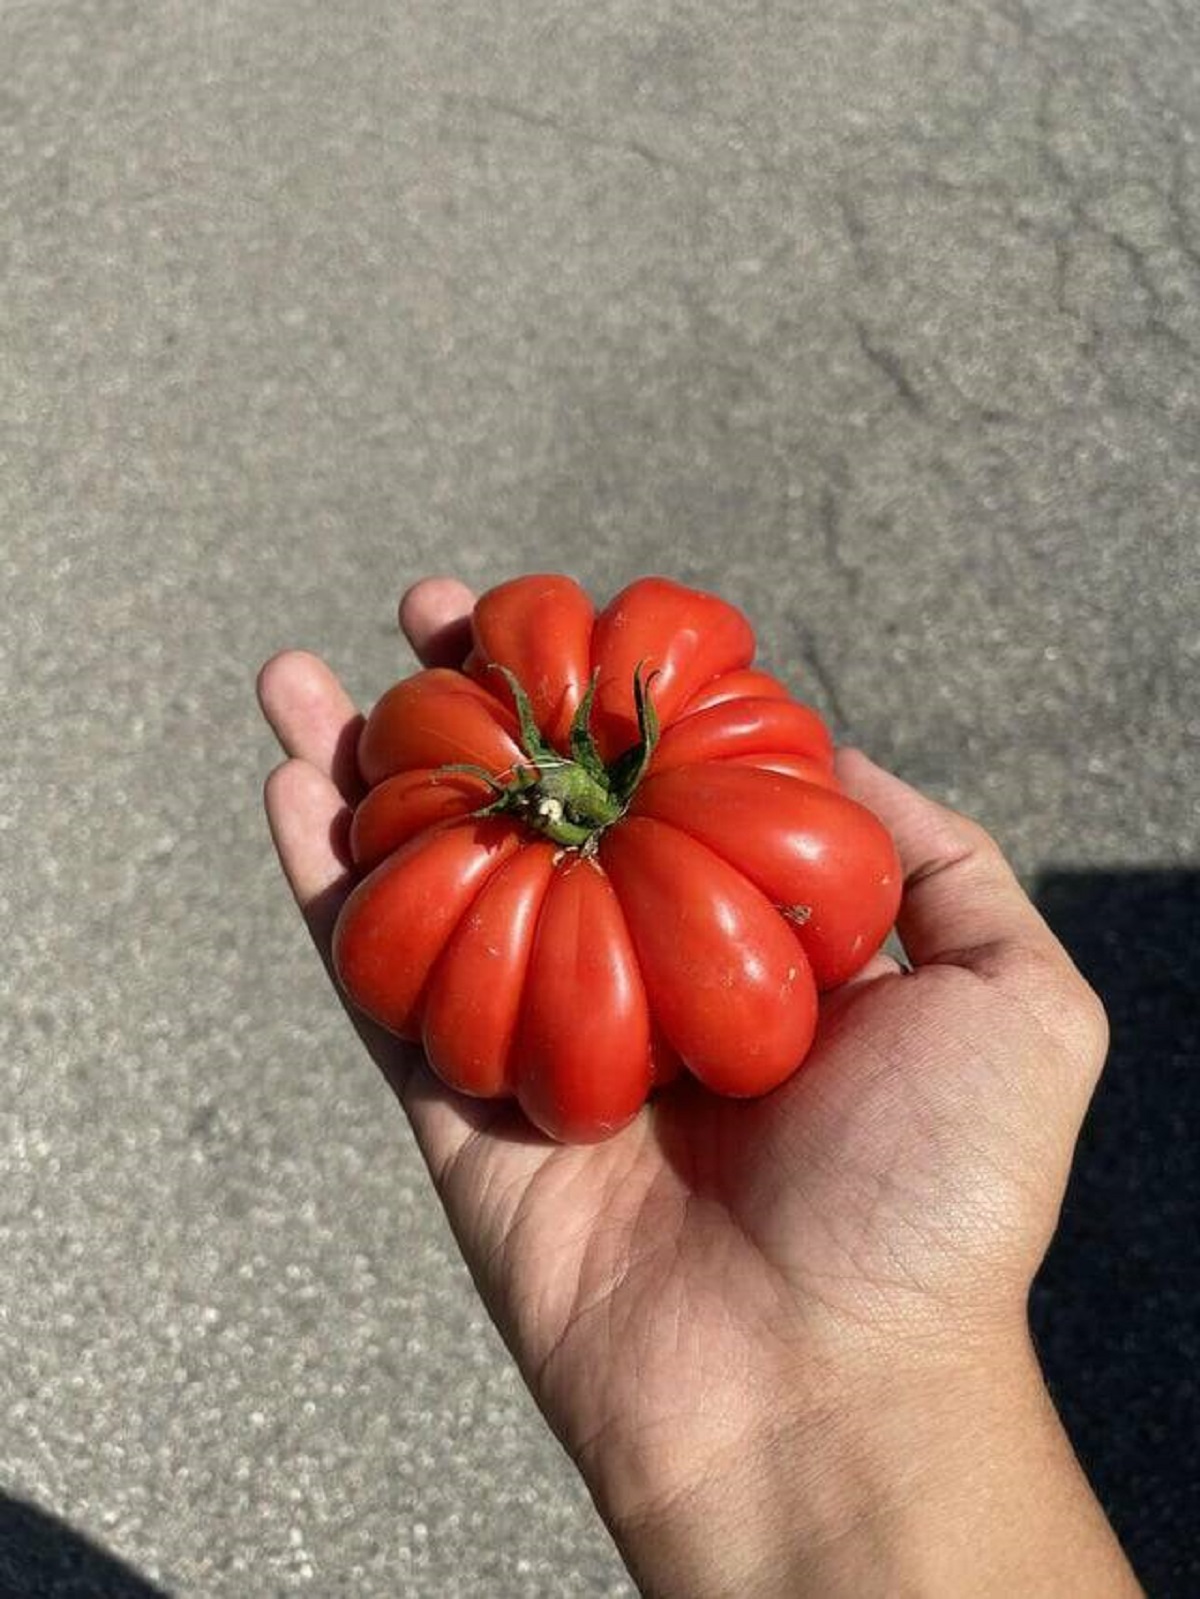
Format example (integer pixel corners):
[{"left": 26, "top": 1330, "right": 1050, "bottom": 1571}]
[
  {"left": 949, "top": 810, "right": 1005, "bottom": 865},
  {"left": 263, "top": 759, "right": 290, "bottom": 806},
  {"left": 1021, "top": 951, "right": 1111, "bottom": 1074},
  {"left": 1073, "top": 975, "right": 1112, "bottom": 1063}
]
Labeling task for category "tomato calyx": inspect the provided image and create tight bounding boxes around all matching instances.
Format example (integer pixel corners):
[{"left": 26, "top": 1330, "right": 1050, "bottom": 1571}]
[{"left": 440, "top": 664, "right": 660, "bottom": 852}]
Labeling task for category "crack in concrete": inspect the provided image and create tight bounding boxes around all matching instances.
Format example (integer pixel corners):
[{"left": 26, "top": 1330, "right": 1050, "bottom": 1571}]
[
  {"left": 1166, "top": 131, "right": 1200, "bottom": 277},
  {"left": 852, "top": 319, "right": 927, "bottom": 415},
  {"left": 443, "top": 92, "right": 692, "bottom": 177},
  {"left": 1032, "top": 60, "right": 1077, "bottom": 198},
  {"left": 1027, "top": 59, "right": 1200, "bottom": 366},
  {"left": 834, "top": 185, "right": 875, "bottom": 280},
  {"left": 817, "top": 465, "right": 864, "bottom": 600}
]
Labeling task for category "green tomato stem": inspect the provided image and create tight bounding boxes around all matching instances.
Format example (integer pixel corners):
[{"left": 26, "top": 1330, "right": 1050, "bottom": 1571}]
[
  {"left": 435, "top": 663, "right": 659, "bottom": 850},
  {"left": 505, "top": 758, "right": 625, "bottom": 847}
]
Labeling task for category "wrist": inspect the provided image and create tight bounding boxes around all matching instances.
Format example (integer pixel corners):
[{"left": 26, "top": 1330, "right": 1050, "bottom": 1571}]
[{"left": 599, "top": 1322, "right": 1140, "bottom": 1599}]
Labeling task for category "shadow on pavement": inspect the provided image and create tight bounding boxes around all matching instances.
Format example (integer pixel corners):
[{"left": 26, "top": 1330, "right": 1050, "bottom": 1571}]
[
  {"left": 0, "top": 1494, "right": 170, "bottom": 1599},
  {"left": 1031, "top": 869, "right": 1199, "bottom": 1599}
]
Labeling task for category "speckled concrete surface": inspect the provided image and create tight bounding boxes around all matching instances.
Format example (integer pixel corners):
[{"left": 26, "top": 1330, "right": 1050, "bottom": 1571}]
[{"left": 2, "top": 1, "right": 1198, "bottom": 1594}]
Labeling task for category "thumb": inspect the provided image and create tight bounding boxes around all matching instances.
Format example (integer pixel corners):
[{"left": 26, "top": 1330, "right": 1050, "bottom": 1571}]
[{"left": 835, "top": 749, "right": 1110, "bottom": 1079}]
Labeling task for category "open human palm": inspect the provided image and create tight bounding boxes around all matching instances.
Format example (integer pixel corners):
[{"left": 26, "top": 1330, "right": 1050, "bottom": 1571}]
[{"left": 259, "top": 578, "right": 1119, "bottom": 1592}]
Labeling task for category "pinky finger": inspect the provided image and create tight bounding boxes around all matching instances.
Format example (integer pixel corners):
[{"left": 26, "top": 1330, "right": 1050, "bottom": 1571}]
[{"left": 264, "top": 758, "right": 355, "bottom": 950}]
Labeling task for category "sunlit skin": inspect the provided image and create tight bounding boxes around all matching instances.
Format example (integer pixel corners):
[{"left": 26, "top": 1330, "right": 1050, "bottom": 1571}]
[{"left": 259, "top": 578, "right": 1141, "bottom": 1598}]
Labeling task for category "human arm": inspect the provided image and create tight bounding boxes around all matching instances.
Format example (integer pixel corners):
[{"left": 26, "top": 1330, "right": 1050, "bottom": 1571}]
[{"left": 258, "top": 577, "right": 1142, "bottom": 1597}]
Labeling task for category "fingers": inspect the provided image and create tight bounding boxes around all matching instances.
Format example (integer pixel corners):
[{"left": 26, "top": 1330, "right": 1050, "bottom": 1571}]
[
  {"left": 399, "top": 577, "right": 477, "bottom": 668},
  {"left": 257, "top": 584, "right": 476, "bottom": 1036},
  {"left": 263, "top": 757, "right": 354, "bottom": 949},
  {"left": 834, "top": 748, "right": 1066, "bottom": 977},
  {"left": 258, "top": 650, "right": 364, "bottom": 801},
  {"left": 262, "top": 757, "right": 433, "bottom": 1113},
  {"left": 260, "top": 583, "right": 532, "bottom": 1189},
  {"left": 257, "top": 580, "right": 477, "bottom": 799}
]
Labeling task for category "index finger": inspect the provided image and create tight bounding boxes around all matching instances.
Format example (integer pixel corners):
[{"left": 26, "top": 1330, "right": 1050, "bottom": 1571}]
[{"left": 257, "top": 649, "right": 363, "bottom": 801}]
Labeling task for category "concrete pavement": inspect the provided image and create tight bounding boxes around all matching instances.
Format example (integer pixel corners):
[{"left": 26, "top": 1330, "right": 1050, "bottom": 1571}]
[{"left": 3, "top": 1, "right": 1197, "bottom": 1592}]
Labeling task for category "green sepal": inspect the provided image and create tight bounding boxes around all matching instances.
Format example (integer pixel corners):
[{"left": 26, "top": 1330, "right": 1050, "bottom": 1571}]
[
  {"left": 487, "top": 664, "right": 559, "bottom": 764},
  {"left": 428, "top": 663, "right": 658, "bottom": 845},
  {"left": 606, "top": 664, "right": 661, "bottom": 804},
  {"left": 434, "top": 759, "right": 530, "bottom": 819},
  {"left": 568, "top": 670, "right": 608, "bottom": 785},
  {"left": 434, "top": 761, "right": 510, "bottom": 794}
]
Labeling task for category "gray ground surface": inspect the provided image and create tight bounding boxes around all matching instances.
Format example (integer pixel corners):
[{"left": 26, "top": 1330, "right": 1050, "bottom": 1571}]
[{"left": 3, "top": 1, "right": 1198, "bottom": 1594}]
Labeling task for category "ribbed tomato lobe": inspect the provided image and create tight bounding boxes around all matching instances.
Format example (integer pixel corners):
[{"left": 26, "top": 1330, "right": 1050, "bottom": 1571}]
[
  {"left": 649, "top": 697, "right": 834, "bottom": 776},
  {"left": 675, "top": 667, "right": 792, "bottom": 716},
  {"left": 514, "top": 857, "right": 652, "bottom": 1142},
  {"left": 350, "top": 768, "right": 493, "bottom": 870},
  {"left": 422, "top": 841, "right": 557, "bottom": 1097},
  {"left": 600, "top": 816, "right": 818, "bottom": 1096},
  {"left": 632, "top": 763, "right": 901, "bottom": 990},
  {"left": 332, "top": 818, "right": 521, "bottom": 1040},
  {"left": 588, "top": 578, "right": 756, "bottom": 761},
  {"left": 466, "top": 574, "right": 595, "bottom": 754},
  {"left": 358, "top": 669, "right": 522, "bottom": 787}
]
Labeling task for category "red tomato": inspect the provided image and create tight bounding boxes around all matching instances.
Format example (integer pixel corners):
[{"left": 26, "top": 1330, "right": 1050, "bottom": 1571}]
[
  {"left": 333, "top": 818, "right": 521, "bottom": 1039},
  {"left": 599, "top": 818, "right": 818, "bottom": 1096},
  {"left": 333, "top": 574, "right": 902, "bottom": 1141},
  {"left": 515, "top": 857, "right": 653, "bottom": 1142},
  {"left": 422, "top": 841, "right": 557, "bottom": 1098},
  {"left": 649, "top": 696, "right": 834, "bottom": 775},
  {"left": 465, "top": 574, "right": 595, "bottom": 753},
  {"left": 358, "top": 669, "right": 522, "bottom": 787},
  {"left": 350, "top": 768, "right": 492, "bottom": 871},
  {"left": 631, "top": 764, "right": 900, "bottom": 990},
  {"left": 588, "top": 576, "right": 756, "bottom": 760}
]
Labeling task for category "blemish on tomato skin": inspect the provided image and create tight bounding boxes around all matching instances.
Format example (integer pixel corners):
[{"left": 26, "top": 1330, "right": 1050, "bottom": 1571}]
[{"left": 778, "top": 903, "right": 812, "bottom": 926}]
